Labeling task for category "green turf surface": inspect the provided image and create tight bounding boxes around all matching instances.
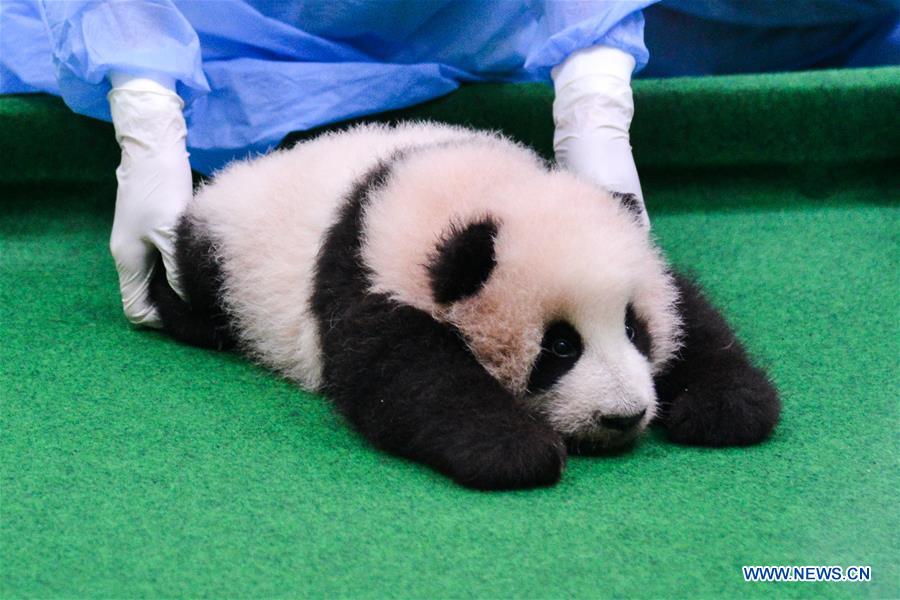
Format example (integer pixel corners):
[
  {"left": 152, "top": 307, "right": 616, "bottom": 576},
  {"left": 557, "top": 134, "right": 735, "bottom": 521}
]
[{"left": 2, "top": 69, "right": 899, "bottom": 598}]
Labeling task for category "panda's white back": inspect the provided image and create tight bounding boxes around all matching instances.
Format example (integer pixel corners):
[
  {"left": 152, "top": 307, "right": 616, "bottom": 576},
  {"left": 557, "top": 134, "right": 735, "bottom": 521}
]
[{"left": 187, "top": 122, "right": 477, "bottom": 389}]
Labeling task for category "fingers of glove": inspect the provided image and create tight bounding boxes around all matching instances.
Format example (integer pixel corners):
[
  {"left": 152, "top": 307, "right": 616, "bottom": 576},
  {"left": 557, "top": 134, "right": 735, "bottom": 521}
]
[
  {"left": 110, "top": 237, "right": 163, "bottom": 329},
  {"left": 148, "top": 225, "right": 186, "bottom": 301},
  {"left": 111, "top": 159, "right": 191, "bottom": 312}
]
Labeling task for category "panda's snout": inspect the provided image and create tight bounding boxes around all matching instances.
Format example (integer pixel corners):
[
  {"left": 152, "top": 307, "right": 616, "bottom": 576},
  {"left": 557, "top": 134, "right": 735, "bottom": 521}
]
[{"left": 592, "top": 409, "right": 646, "bottom": 432}]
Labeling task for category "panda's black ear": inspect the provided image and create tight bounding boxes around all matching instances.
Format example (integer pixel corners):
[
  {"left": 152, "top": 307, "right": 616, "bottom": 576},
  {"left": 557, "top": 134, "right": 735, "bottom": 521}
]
[
  {"left": 610, "top": 190, "right": 646, "bottom": 222},
  {"left": 428, "top": 217, "right": 498, "bottom": 304}
]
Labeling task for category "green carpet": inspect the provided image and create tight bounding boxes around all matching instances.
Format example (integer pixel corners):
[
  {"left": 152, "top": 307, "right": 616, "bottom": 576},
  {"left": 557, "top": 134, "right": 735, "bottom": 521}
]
[{"left": 2, "top": 68, "right": 898, "bottom": 598}]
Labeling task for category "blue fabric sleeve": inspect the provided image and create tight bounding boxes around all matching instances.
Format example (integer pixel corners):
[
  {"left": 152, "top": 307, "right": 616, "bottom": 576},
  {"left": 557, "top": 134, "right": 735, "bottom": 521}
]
[
  {"left": 38, "top": 0, "right": 209, "bottom": 120},
  {"left": 0, "top": 1, "right": 57, "bottom": 94},
  {"left": 185, "top": 59, "right": 469, "bottom": 172},
  {"left": 524, "top": 0, "right": 658, "bottom": 74}
]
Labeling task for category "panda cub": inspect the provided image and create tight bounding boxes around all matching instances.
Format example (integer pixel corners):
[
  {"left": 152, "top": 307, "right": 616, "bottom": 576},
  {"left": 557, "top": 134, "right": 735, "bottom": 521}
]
[{"left": 150, "top": 122, "right": 780, "bottom": 490}]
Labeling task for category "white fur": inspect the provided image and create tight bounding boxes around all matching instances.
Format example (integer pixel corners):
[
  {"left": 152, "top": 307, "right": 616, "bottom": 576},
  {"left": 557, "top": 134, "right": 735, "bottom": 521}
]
[
  {"left": 187, "top": 123, "right": 476, "bottom": 388},
  {"left": 187, "top": 122, "right": 681, "bottom": 442},
  {"left": 525, "top": 326, "right": 658, "bottom": 445}
]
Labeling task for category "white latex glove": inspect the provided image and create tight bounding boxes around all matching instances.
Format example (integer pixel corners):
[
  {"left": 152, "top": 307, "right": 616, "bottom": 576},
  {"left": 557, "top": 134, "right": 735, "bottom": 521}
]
[
  {"left": 108, "top": 72, "right": 191, "bottom": 327},
  {"left": 552, "top": 45, "right": 648, "bottom": 227}
]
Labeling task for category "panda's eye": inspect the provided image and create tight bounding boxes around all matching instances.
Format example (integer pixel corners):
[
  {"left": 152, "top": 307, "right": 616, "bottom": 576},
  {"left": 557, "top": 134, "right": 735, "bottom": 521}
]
[
  {"left": 527, "top": 320, "right": 583, "bottom": 394},
  {"left": 625, "top": 303, "right": 652, "bottom": 358},
  {"left": 551, "top": 338, "right": 576, "bottom": 358}
]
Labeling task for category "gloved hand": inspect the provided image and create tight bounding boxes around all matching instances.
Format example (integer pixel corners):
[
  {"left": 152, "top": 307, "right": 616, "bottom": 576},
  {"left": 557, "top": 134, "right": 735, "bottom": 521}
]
[
  {"left": 552, "top": 45, "right": 648, "bottom": 227},
  {"left": 107, "top": 72, "right": 192, "bottom": 327}
]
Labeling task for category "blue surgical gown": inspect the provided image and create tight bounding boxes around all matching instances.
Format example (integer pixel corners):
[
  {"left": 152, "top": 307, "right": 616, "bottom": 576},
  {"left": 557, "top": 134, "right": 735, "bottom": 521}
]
[{"left": 0, "top": 0, "right": 653, "bottom": 173}]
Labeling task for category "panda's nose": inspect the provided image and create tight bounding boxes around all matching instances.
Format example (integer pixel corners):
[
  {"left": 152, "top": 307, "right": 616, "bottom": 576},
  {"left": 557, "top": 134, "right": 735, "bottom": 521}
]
[{"left": 598, "top": 409, "right": 646, "bottom": 431}]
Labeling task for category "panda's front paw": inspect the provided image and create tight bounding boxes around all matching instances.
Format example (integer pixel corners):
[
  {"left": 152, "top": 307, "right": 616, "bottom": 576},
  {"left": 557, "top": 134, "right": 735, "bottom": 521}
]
[
  {"left": 664, "top": 366, "right": 780, "bottom": 447},
  {"left": 447, "top": 423, "right": 567, "bottom": 490}
]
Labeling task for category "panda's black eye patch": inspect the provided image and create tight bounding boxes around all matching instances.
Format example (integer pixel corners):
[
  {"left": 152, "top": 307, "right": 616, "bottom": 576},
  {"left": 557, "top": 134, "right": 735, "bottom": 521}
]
[
  {"left": 527, "top": 320, "right": 583, "bottom": 394},
  {"left": 625, "top": 304, "right": 652, "bottom": 358}
]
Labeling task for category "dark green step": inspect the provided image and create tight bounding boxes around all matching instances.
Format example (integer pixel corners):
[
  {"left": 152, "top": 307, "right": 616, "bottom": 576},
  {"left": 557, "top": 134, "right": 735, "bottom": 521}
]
[{"left": 2, "top": 66, "right": 897, "bottom": 184}]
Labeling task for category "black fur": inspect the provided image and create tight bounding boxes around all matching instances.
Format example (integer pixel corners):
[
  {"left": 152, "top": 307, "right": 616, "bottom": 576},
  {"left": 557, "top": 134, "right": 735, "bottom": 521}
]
[
  {"left": 311, "top": 160, "right": 565, "bottom": 490},
  {"left": 654, "top": 273, "right": 781, "bottom": 446},
  {"left": 428, "top": 218, "right": 498, "bottom": 304},
  {"left": 527, "top": 321, "right": 583, "bottom": 394},
  {"left": 625, "top": 304, "right": 652, "bottom": 358},
  {"left": 149, "top": 216, "right": 235, "bottom": 351}
]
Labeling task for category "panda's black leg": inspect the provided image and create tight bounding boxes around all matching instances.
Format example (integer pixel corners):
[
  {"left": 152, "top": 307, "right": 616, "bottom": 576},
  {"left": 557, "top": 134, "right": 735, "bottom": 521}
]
[
  {"left": 149, "top": 215, "right": 235, "bottom": 350},
  {"left": 318, "top": 297, "right": 566, "bottom": 490},
  {"left": 653, "top": 273, "right": 780, "bottom": 446}
]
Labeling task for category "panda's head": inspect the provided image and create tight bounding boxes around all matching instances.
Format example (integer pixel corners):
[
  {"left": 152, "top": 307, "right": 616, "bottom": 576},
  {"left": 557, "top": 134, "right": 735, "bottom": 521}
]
[{"left": 362, "top": 137, "right": 681, "bottom": 449}]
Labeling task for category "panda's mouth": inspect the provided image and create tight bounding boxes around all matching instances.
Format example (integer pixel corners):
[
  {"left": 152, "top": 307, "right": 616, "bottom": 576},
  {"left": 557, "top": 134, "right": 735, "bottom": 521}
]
[
  {"left": 565, "top": 429, "right": 642, "bottom": 456},
  {"left": 561, "top": 406, "right": 650, "bottom": 455},
  {"left": 566, "top": 438, "right": 637, "bottom": 456}
]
